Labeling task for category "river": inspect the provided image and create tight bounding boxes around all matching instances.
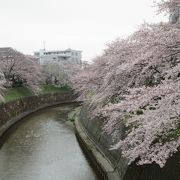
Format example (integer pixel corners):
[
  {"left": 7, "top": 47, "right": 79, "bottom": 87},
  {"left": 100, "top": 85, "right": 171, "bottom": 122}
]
[{"left": 0, "top": 104, "right": 99, "bottom": 180}]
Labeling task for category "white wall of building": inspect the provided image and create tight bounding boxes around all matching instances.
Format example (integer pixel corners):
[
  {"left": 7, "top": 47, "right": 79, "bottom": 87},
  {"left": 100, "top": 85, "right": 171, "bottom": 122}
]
[{"left": 34, "top": 49, "right": 82, "bottom": 65}]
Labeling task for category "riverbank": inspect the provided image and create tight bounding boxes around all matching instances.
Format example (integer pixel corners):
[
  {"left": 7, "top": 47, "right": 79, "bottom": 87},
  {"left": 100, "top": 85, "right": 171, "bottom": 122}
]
[
  {"left": 0, "top": 91, "right": 76, "bottom": 138},
  {"left": 75, "top": 119, "right": 120, "bottom": 180},
  {"left": 3, "top": 85, "right": 71, "bottom": 102}
]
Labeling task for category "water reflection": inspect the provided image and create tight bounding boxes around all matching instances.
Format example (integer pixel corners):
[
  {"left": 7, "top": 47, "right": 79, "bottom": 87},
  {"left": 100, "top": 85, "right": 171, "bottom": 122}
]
[{"left": 0, "top": 105, "right": 98, "bottom": 180}]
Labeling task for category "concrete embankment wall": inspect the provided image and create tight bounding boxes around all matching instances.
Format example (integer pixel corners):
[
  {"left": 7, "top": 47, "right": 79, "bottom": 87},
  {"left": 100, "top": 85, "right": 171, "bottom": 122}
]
[
  {"left": 76, "top": 104, "right": 180, "bottom": 180},
  {"left": 0, "top": 92, "right": 75, "bottom": 137},
  {"left": 75, "top": 105, "right": 127, "bottom": 180}
]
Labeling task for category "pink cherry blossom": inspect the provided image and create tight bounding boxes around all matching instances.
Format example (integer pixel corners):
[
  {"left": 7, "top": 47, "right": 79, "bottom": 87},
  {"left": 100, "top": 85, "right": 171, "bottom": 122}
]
[
  {"left": 0, "top": 48, "right": 43, "bottom": 93},
  {"left": 72, "top": 16, "right": 180, "bottom": 167}
]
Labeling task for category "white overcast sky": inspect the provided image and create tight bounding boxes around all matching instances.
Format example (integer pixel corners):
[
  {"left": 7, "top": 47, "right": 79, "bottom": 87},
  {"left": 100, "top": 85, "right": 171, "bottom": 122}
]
[{"left": 0, "top": 0, "right": 167, "bottom": 61}]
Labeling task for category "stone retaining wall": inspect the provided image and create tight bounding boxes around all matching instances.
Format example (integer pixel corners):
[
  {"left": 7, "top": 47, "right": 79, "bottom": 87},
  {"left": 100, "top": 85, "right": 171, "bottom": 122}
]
[{"left": 0, "top": 92, "right": 75, "bottom": 137}]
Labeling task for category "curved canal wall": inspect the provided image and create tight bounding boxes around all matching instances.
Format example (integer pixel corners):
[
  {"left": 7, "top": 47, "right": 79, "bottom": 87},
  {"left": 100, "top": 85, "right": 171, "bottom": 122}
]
[
  {"left": 0, "top": 92, "right": 76, "bottom": 137},
  {"left": 75, "top": 104, "right": 180, "bottom": 180}
]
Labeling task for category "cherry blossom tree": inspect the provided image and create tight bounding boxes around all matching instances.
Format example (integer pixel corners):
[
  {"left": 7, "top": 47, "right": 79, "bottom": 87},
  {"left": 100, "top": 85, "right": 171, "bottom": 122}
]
[
  {"left": 0, "top": 70, "right": 5, "bottom": 102},
  {"left": 156, "top": 0, "right": 180, "bottom": 13},
  {"left": 72, "top": 4, "right": 180, "bottom": 167},
  {"left": 43, "top": 60, "right": 82, "bottom": 87},
  {"left": 0, "top": 48, "right": 43, "bottom": 93}
]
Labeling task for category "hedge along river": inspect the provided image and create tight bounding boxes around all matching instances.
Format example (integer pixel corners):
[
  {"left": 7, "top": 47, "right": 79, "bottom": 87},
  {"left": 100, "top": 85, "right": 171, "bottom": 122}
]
[{"left": 0, "top": 104, "right": 99, "bottom": 180}]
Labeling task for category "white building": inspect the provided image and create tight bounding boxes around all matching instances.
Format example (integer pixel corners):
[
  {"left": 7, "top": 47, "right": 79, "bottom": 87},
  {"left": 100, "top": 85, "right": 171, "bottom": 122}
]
[{"left": 34, "top": 48, "right": 82, "bottom": 65}]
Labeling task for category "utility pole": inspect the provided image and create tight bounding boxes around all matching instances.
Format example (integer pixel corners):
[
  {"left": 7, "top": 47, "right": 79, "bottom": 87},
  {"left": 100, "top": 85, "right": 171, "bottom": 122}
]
[{"left": 43, "top": 41, "right": 46, "bottom": 50}]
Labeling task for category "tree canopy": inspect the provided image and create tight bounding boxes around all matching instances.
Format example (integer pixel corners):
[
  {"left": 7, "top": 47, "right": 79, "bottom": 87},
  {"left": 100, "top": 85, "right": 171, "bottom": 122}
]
[
  {"left": 72, "top": 1, "right": 180, "bottom": 168},
  {"left": 0, "top": 48, "right": 43, "bottom": 93}
]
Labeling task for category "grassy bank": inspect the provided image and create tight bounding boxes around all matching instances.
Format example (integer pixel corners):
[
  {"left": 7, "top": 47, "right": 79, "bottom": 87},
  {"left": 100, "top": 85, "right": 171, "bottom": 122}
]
[
  {"left": 40, "top": 85, "right": 71, "bottom": 94},
  {"left": 4, "top": 85, "right": 71, "bottom": 102}
]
